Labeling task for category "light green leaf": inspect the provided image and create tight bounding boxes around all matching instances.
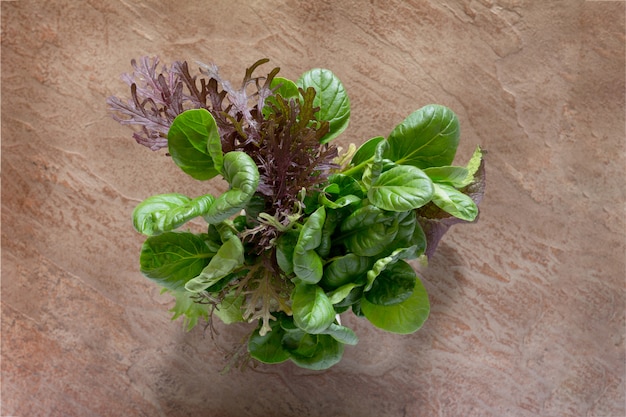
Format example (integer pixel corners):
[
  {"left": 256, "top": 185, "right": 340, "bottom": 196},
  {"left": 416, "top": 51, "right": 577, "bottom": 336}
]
[
  {"left": 327, "top": 283, "right": 360, "bottom": 304},
  {"left": 292, "top": 284, "right": 336, "bottom": 334},
  {"left": 132, "top": 193, "right": 215, "bottom": 236},
  {"left": 385, "top": 104, "right": 460, "bottom": 169},
  {"left": 351, "top": 136, "right": 384, "bottom": 166},
  {"left": 431, "top": 183, "right": 478, "bottom": 222},
  {"left": 297, "top": 68, "right": 350, "bottom": 143},
  {"left": 184, "top": 235, "right": 245, "bottom": 293},
  {"left": 368, "top": 165, "right": 434, "bottom": 212},
  {"left": 167, "top": 289, "right": 210, "bottom": 331},
  {"left": 168, "top": 109, "right": 223, "bottom": 180},
  {"left": 139, "top": 232, "right": 214, "bottom": 291},
  {"left": 320, "top": 323, "right": 359, "bottom": 345},
  {"left": 203, "top": 151, "right": 260, "bottom": 224},
  {"left": 361, "top": 275, "right": 430, "bottom": 334},
  {"left": 213, "top": 291, "right": 245, "bottom": 324},
  {"left": 423, "top": 166, "right": 469, "bottom": 187},
  {"left": 293, "top": 207, "right": 326, "bottom": 284}
]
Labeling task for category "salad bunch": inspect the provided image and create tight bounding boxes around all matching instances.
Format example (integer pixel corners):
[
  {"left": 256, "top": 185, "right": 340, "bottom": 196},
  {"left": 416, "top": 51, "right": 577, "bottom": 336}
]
[{"left": 108, "top": 58, "right": 484, "bottom": 370}]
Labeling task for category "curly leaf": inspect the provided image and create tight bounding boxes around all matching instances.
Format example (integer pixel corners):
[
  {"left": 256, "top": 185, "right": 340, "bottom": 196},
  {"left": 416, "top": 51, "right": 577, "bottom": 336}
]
[
  {"left": 368, "top": 165, "right": 434, "bottom": 212},
  {"left": 133, "top": 193, "right": 215, "bottom": 236},
  {"left": 139, "top": 232, "right": 215, "bottom": 291},
  {"left": 361, "top": 275, "right": 430, "bottom": 334},
  {"left": 292, "top": 283, "right": 335, "bottom": 334},
  {"left": 204, "top": 151, "right": 260, "bottom": 224},
  {"left": 385, "top": 104, "right": 460, "bottom": 169},
  {"left": 365, "top": 250, "right": 417, "bottom": 292},
  {"left": 185, "top": 235, "right": 245, "bottom": 293},
  {"left": 168, "top": 109, "right": 223, "bottom": 180},
  {"left": 167, "top": 289, "right": 210, "bottom": 331},
  {"left": 297, "top": 68, "right": 350, "bottom": 143}
]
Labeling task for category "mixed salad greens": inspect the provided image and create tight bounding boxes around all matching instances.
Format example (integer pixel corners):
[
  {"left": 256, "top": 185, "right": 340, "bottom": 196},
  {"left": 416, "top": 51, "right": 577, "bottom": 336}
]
[{"left": 108, "top": 58, "right": 484, "bottom": 370}]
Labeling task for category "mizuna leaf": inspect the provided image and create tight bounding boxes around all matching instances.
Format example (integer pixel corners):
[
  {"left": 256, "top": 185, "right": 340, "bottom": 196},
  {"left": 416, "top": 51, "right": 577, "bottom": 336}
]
[
  {"left": 132, "top": 193, "right": 215, "bottom": 236},
  {"left": 203, "top": 151, "right": 260, "bottom": 224},
  {"left": 168, "top": 108, "right": 223, "bottom": 180},
  {"left": 368, "top": 165, "right": 434, "bottom": 212},
  {"left": 139, "top": 232, "right": 215, "bottom": 291},
  {"left": 385, "top": 104, "right": 460, "bottom": 169},
  {"left": 185, "top": 235, "right": 245, "bottom": 293},
  {"left": 361, "top": 275, "right": 430, "bottom": 334},
  {"left": 431, "top": 183, "right": 478, "bottom": 222},
  {"left": 292, "top": 283, "right": 336, "bottom": 334},
  {"left": 297, "top": 68, "right": 350, "bottom": 143}
]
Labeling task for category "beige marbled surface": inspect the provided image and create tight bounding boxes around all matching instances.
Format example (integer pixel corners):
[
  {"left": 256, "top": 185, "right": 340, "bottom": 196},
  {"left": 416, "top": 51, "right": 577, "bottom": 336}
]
[{"left": 2, "top": 1, "right": 624, "bottom": 416}]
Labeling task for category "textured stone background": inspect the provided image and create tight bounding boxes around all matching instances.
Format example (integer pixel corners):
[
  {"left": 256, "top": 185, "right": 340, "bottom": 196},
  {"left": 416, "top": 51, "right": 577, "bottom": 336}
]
[{"left": 2, "top": 1, "right": 624, "bottom": 416}]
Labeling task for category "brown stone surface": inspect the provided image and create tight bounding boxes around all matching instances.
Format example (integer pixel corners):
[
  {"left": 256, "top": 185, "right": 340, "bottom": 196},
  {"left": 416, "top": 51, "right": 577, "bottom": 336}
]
[{"left": 1, "top": 1, "right": 624, "bottom": 416}]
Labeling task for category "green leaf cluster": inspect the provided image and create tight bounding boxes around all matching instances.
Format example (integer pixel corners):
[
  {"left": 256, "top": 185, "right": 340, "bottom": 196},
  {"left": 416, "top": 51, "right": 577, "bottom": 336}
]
[{"left": 122, "top": 60, "right": 484, "bottom": 371}]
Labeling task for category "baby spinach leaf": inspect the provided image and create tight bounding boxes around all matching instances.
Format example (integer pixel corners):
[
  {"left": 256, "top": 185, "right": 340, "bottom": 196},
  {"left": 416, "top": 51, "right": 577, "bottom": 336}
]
[
  {"left": 340, "top": 206, "right": 399, "bottom": 257},
  {"left": 203, "top": 151, "right": 260, "bottom": 224},
  {"left": 248, "top": 320, "right": 290, "bottom": 364},
  {"left": 317, "top": 209, "right": 338, "bottom": 258},
  {"left": 366, "top": 251, "right": 417, "bottom": 291},
  {"left": 327, "top": 283, "right": 360, "bottom": 304},
  {"left": 385, "top": 104, "right": 460, "bottom": 169},
  {"left": 184, "top": 235, "right": 245, "bottom": 293},
  {"left": 275, "top": 231, "right": 299, "bottom": 275},
  {"left": 361, "top": 275, "right": 430, "bottom": 334},
  {"left": 431, "top": 183, "right": 478, "bottom": 222},
  {"left": 293, "top": 207, "right": 326, "bottom": 284},
  {"left": 168, "top": 109, "right": 223, "bottom": 180},
  {"left": 292, "top": 283, "right": 335, "bottom": 334},
  {"left": 320, "top": 323, "right": 358, "bottom": 345},
  {"left": 368, "top": 165, "right": 434, "bottom": 212},
  {"left": 321, "top": 253, "right": 371, "bottom": 288},
  {"left": 133, "top": 193, "right": 215, "bottom": 236},
  {"left": 288, "top": 333, "right": 344, "bottom": 370},
  {"left": 297, "top": 68, "right": 350, "bottom": 143},
  {"left": 423, "top": 166, "right": 469, "bottom": 187},
  {"left": 139, "top": 232, "right": 215, "bottom": 291},
  {"left": 351, "top": 136, "right": 384, "bottom": 166},
  {"left": 365, "top": 261, "right": 416, "bottom": 306}
]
